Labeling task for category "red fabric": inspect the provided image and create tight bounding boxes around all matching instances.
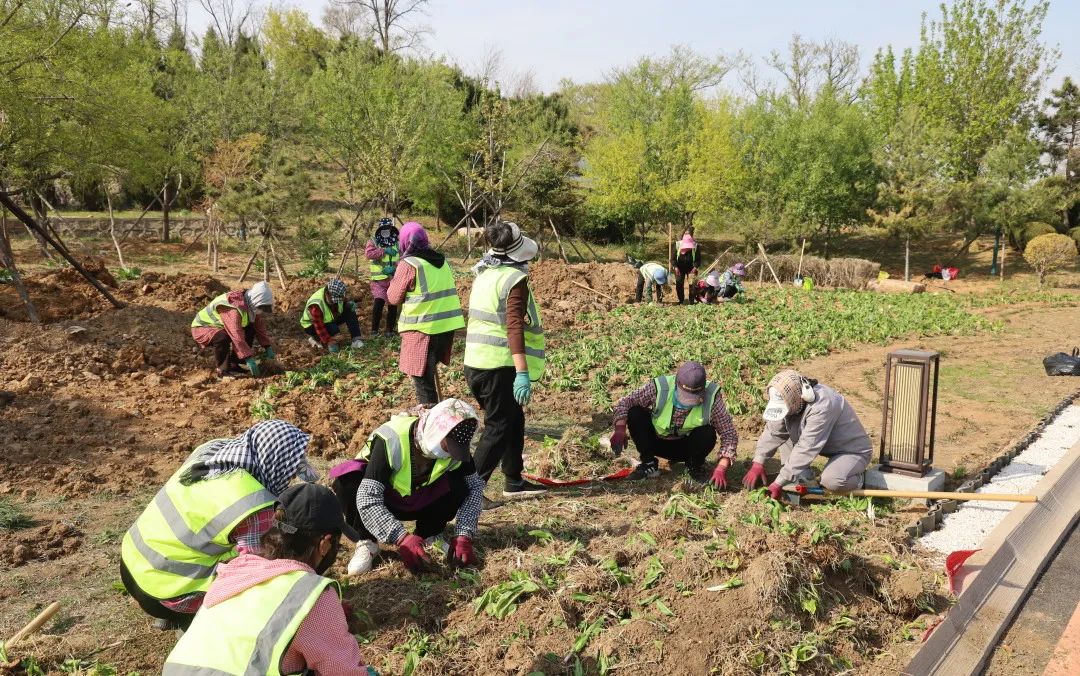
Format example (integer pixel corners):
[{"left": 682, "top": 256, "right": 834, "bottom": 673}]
[
  {"left": 946, "top": 549, "right": 981, "bottom": 595},
  {"left": 523, "top": 466, "right": 634, "bottom": 486},
  {"left": 191, "top": 292, "right": 271, "bottom": 360},
  {"left": 388, "top": 263, "right": 452, "bottom": 377},
  {"left": 309, "top": 304, "right": 332, "bottom": 344},
  {"left": 612, "top": 380, "right": 739, "bottom": 458}
]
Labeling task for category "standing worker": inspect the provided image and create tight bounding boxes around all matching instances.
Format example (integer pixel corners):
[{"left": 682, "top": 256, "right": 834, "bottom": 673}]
[
  {"left": 743, "top": 369, "right": 872, "bottom": 499},
  {"left": 609, "top": 361, "right": 739, "bottom": 484},
  {"left": 465, "top": 221, "right": 548, "bottom": 499},
  {"left": 671, "top": 229, "right": 701, "bottom": 305},
  {"left": 627, "top": 255, "right": 670, "bottom": 304},
  {"left": 120, "top": 420, "right": 319, "bottom": 630},
  {"left": 190, "top": 280, "right": 276, "bottom": 378},
  {"left": 330, "top": 399, "right": 484, "bottom": 575},
  {"left": 163, "top": 483, "right": 377, "bottom": 675},
  {"left": 388, "top": 222, "right": 465, "bottom": 404},
  {"left": 301, "top": 278, "right": 365, "bottom": 352},
  {"left": 365, "top": 217, "right": 399, "bottom": 338}
]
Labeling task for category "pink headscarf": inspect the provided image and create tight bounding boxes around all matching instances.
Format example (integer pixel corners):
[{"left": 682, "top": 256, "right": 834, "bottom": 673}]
[
  {"left": 399, "top": 221, "right": 430, "bottom": 257},
  {"left": 679, "top": 234, "right": 697, "bottom": 252}
]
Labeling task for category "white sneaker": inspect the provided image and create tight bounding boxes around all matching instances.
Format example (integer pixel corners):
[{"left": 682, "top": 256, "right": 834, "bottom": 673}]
[
  {"left": 346, "top": 540, "right": 380, "bottom": 575},
  {"left": 350, "top": 338, "right": 365, "bottom": 349},
  {"left": 423, "top": 535, "right": 449, "bottom": 557},
  {"left": 306, "top": 336, "right": 321, "bottom": 350}
]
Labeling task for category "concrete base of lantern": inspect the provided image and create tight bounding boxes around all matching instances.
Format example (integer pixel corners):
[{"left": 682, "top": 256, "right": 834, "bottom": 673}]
[{"left": 864, "top": 466, "right": 947, "bottom": 504}]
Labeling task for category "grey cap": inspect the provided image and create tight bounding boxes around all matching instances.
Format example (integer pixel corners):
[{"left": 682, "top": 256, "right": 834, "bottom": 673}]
[{"left": 675, "top": 361, "right": 707, "bottom": 406}]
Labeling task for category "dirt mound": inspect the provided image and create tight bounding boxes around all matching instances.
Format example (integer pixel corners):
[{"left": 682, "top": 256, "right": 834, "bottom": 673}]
[
  {"left": 527, "top": 261, "right": 638, "bottom": 329},
  {"left": 136, "top": 272, "right": 228, "bottom": 313},
  {"left": 1, "top": 520, "right": 82, "bottom": 568},
  {"left": 0, "top": 258, "right": 118, "bottom": 323}
]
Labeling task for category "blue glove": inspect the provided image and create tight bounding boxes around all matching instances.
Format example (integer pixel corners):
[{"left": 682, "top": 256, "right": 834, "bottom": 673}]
[
  {"left": 513, "top": 371, "right": 532, "bottom": 405},
  {"left": 383, "top": 264, "right": 396, "bottom": 275},
  {"left": 328, "top": 342, "right": 340, "bottom": 353},
  {"left": 263, "top": 347, "right": 275, "bottom": 361},
  {"left": 245, "top": 357, "right": 260, "bottom": 377},
  {"left": 348, "top": 300, "right": 358, "bottom": 314}
]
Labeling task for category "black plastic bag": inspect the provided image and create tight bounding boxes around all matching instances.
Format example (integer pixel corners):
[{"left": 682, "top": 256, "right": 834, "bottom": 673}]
[{"left": 1043, "top": 348, "right": 1080, "bottom": 376}]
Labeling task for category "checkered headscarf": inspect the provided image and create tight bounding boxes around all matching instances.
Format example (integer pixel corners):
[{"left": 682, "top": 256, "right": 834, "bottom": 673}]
[
  {"left": 200, "top": 420, "right": 311, "bottom": 496},
  {"left": 326, "top": 278, "right": 347, "bottom": 303}
]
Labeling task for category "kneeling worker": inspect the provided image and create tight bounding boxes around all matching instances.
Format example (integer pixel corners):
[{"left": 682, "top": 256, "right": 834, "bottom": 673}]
[
  {"left": 743, "top": 369, "right": 872, "bottom": 499},
  {"left": 610, "top": 361, "right": 738, "bottom": 485},
  {"left": 331, "top": 399, "right": 484, "bottom": 575},
  {"left": 163, "top": 483, "right": 376, "bottom": 675},
  {"left": 301, "top": 278, "right": 365, "bottom": 352},
  {"left": 191, "top": 280, "right": 276, "bottom": 377}
]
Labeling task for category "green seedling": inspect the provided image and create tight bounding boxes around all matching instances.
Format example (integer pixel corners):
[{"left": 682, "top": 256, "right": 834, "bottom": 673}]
[
  {"left": 473, "top": 571, "right": 540, "bottom": 619},
  {"left": 641, "top": 556, "right": 664, "bottom": 589},
  {"left": 601, "top": 558, "right": 632, "bottom": 586},
  {"left": 706, "top": 576, "right": 743, "bottom": 592}
]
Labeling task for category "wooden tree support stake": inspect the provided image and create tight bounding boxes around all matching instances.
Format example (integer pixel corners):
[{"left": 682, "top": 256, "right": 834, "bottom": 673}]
[
  {"left": 7, "top": 601, "right": 61, "bottom": 648},
  {"left": 572, "top": 280, "right": 615, "bottom": 301},
  {"left": 757, "top": 243, "right": 784, "bottom": 288},
  {"left": 0, "top": 208, "right": 40, "bottom": 324},
  {"left": 548, "top": 218, "right": 569, "bottom": 264}
]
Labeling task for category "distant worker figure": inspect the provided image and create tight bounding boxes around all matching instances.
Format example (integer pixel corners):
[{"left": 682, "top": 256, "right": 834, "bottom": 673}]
[
  {"left": 627, "top": 255, "right": 669, "bottom": 303},
  {"left": 609, "top": 361, "right": 739, "bottom": 485},
  {"left": 365, "top": 217, "right": 399, "bottom": 338},
  {"left": 388, "top": 222, "right": 465, "bottom": 405},
  {"left": 120, "top": 420, "right": 319, "bottom": 630},
  {"left": 301, "top": 278, "right": 365, "bottom": 353},
  {"left": 465, "top": 220, "right": 548, "bottom": 499},
  {"left": 163, "top": 483, "right": 377, "bottom": 675},
  {"left": 190, "top": 280, "right": 276, "bottom": 378},
  {"left": 330, "top": 399, "right": 484, "bottom": 575},
  {"left": 718, "top": 262, "right": 747, "bottom": 300},
  {"left": 671, "top": 230, "right": 701, "bottom": 305},
  {"left": 743, "top": 370, "right": 872, "bottom": 500}
]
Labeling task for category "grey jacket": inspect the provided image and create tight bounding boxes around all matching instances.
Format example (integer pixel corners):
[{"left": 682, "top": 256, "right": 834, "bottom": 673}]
[{"left": 753, "top": 384, "right": 872, "bottom": 486}]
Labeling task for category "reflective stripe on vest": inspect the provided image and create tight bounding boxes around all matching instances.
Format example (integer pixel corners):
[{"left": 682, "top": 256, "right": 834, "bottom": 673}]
[
  {"left": 396, "top": 257, "right": 466, "bottom": 335},
  {"left": 192, "top": 293, "right": 250, "bottom": 330},
  {"left": 120, "top": 444, "right": 276, "bottom": 600},
  {"left": 463, "top": 266, "right": 546, "bottom": 380},
  {"left": 370, "top": 245, "right": 399, "bottom": 281},
  {"left": 163, "top": 570, "right": 338, "bottom": 676},
  {"left": 650, "top": 375, "right": 719, "bottom": 438},
  {"left": 355, "top": 414, "right": 460, "bottom": 498},
  {"left": 299, "top": 287, "right": 344, "bottom": 329}
]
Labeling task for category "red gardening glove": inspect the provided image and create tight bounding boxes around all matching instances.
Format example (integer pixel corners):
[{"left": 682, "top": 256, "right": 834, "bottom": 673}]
[
  {"left": 447, "top": 536, "right": 477, "bottom": 569},
  {"left": 397, "top": 534, "right": 431, "bottom": 572},
  {"left": 742, "top": 462, "right": 768, "bottom": 489},
  {"left": 690, "top": 268, "right": 698, "bottom": 276},
  {"left": 767, "top": 483, "right": 783, "bottom": 501},
  {"left": 341, "top": 600, "right": 355, "bottom": 620},
  {"left": 709, "top": 463, "right": 728, "bottom": 489},
  {"left": 610, "top": 421, "right": 627, "bottom": 456}
]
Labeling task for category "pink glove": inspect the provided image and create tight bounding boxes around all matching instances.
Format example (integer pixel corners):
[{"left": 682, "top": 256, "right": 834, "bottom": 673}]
[
  {"left": 610, "top": 421, "right": 627, "bottom": 456},
  {"left": 397, "top": 533, "right": 431, "bottom": 572},
  {"left": 690, "top": 268, "right": 698, "bottom": 276},
  {"left": 447, "top": 536, "right": 477, "bottom": 568},
  {"left": 767, "top": 483, "right": 783, "bottom": 501},
  {"left": 710, "top": 464, "right": 728, "bottom": 489},
  {"left": 742, "top": 462, "right": 768, "bottom": 489}
]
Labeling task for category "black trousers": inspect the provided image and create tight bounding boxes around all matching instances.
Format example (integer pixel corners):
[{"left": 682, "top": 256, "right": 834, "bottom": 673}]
[
  {"left": 626, "top": 406, "right": 716, "bottom": 468},
  {"left": 635, "top": 276, "right": 664, "bottom": 303},
  {"left": 210, "top": 324, "right": 256, "bottom": 371},
  {"left": 119, "top": 561, "right": 195, "bottom": 630},
  {"left": 371, "top": 299, "right": 398, "bottom": 334},
  {"left": 466, "top": 366, "right": 525, "bottom": 482},
  {"left": 332, "top": 470, "right": 469, "bottom": 540},
  {"left": 413, "top": 332, "right": 453, "bottom": 405},
  {"left": 674, "top": 265, "right": 694, "bottom": 303},
  {"left": 303, "top": 303, "right": 363, "bottom": 341}
]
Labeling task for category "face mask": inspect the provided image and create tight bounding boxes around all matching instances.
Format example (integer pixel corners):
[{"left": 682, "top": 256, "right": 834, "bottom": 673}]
[
  {"left": 762, "top": 387, "right": 789, "bottom": 422},
  {"left": 314, "top": 536, "right": 340, "bottom": 575},
  {"left": 673, "top": 398, "right": 691, "bottom": 411}
]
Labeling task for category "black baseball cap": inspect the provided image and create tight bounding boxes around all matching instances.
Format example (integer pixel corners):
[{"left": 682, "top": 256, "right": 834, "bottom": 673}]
[
  {"left": 275, "top": 483, "right": 360, "bottom": 542},
  {"left": 675, "top": 361, "right": 708, "bottom": 406}
]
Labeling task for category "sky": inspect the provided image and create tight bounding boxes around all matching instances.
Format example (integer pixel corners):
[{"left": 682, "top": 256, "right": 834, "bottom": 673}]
[{"left": 190, "top": 0, "right": 1080, "bottom": 94}]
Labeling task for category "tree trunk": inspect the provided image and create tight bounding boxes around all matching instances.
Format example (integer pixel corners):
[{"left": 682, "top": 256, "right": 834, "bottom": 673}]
[
  {"left": 904, "top": 237, "right": 910, "bottom": 282},
  {"left": 0, "top": 207, "right": 41, "bottom": 325},
  {"left": 161, "top": 179, "right": 171, "bottom": 242},
  {"left": 106, "top": 193, "right": 126, "bottom": 269},
  {"left": 23, "top": 192, "right": 53, "bottom": 260}
]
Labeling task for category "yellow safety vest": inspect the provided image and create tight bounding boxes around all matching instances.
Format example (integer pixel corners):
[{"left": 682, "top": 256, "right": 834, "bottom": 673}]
[
  {"left": 192, "top": 293, "right": 250, "bottom": 330},
  {"left": 370, "top": 244, "right": 399, "bottom": 282},
  {"left": 163, "top": 569, "right": 339, "bottom": 676},
  {"left": 397, "top": 257, "right": 465, "bottom": 335},
  {"left": 356, "top": 414, "right": 460, "bottom": 498},
  {"left": 120, "top": 443, "right": 276, "bottom": 601},
  {"left": 463, "top": 266, "right": 546, "bottom": 381},
  {"left": 299, "top": 286, "right": 344, "bottom": 329},
  {"left": 651, "top": 375, "right": 719, "bottom": 438}
]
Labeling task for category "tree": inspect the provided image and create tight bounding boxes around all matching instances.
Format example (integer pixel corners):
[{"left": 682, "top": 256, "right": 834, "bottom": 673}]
[
  {"left": 1024, "top": 232, "right": 1076, "bottom": 284},
  {"left": 1038, "top": 77, "right": 1080, "bottom": 228},
  {"left": 328, "top": 0, "right": 428, "bottom": 55}
]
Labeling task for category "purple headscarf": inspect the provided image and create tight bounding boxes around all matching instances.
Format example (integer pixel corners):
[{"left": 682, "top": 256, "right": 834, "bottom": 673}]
[{"left": 399, "top": 221, "right": 430, "bottom": 257}]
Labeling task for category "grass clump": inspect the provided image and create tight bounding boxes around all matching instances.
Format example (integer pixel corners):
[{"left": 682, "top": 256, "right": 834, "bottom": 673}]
[{"left": 0, "top": 498, "right": 33, "bottom": 530}]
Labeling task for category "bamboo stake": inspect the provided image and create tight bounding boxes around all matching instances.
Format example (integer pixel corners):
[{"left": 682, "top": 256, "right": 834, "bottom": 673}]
[
  {"left": 237, "top": 236, "right": 265, "bottom": 285},
  {"left": 797, "top": 238, "right": 806, "bottom": 279},
  {"left": 757, "top": 243, "right": 783, "bottom": 288},
  {"left": 579, "top": 237, "right": 602, "bottom": 262},
  {"left": 572, "top": 279, "right": 615, "bottom": 301},
  {"left": 667, "top": 222, "right": 673, "bottom": 269},
  {"left": 851, "top": 489, "right": 1036, "bottom": 503},
  {"left": 702, "top": 246, "right": 734, "bottom": 276},
  {"left": 7, "top": 601, "right": 61, "bottom": 648},
  {"left": 105, "top": 193, "right": 126, "bottom": 270},
  {"left": 548, "top": 218, "right": 569, "bottom": 264},
  {"left": 566, "top": 236, "right": 587, "bottom": 263},
  {"left": 268, "top": 239, "right": 288, "bottom": 291},
  {"left": 0, "top": 208, "right": 41, "bottom": 325}
]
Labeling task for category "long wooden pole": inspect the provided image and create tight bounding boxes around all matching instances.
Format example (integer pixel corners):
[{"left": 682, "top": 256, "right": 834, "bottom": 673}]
[
  {"left": 851, "top": 489, "right": 1036, "bottom": 503},
  {"left": 7, "top": 601, "right": 61, "bottom": 648},
  {"left": 667, "top": 222, "right": 673, "bottom": 270},
  {"left": 757, "top": 243, "right": 783, "bottom": 288},
  {"left": 797, "top": 238, "right": 806, "bottom": 278},
  {"left": 549, "top": 218, "right": 568, "bottom": 263}
]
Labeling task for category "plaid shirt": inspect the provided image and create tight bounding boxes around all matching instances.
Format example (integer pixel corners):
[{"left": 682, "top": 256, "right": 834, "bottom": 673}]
[
  {"left": 613, "top": 380, "right": 739, "bottom": 459},
  {"left": 190, "top": 302, "right": 272, "bottom": 360},
  {"left": 308, "top": 304, "right": 333, "bottom": 344}
]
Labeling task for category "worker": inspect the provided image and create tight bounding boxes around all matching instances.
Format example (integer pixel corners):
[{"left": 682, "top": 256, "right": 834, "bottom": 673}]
[
  {"left": 609, "top": 361, "right": 739, "bottom": 485},
  {"left": 743, "top": 369, "right": 873, "bottom": 499},
  {"left": 465, "top": 220, "right": 548, "bottom": 499},
  {"left": 718, "top": 262, "right": 747, "bottom": 300},
  {"left": 190, "top": 280, "right": 276, "bottom": 377},
  {"left": 388, "top": 222, "right": 465, "bottom": 404},
  {"left": 163, "top": 483, "right": 377, "bottom": 675},
  {"left": 329, "top": 399, "right": 485, "bottom": 575},
  {"left": 690, "top": 271, "right": 723, "bottom": 304},
  {"left": 627, "top": 255, "right": 669, "bottom": 303},
  {"left": 301, "top": 278, "right": 365, "bottom": 352},
  {"left": 120, "top": 420, "right": 319, "bottom": 630},
  {"left": 365, "top": 217, "right": 399, "bottom": 338},
  {"left": 671, "top": 230, "right": 701, "bottom": 305}
]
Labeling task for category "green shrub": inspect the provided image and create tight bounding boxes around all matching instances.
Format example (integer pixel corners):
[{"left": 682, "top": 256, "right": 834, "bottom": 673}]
[
  {"left": 1022, "top": 222, "right": 1056, "bottom": 247},
  {"left": 1068, "top": 226, "right": 1080, "bottom": 250},
  {"left": 1024, "top": 233, "right": 1077, "bottom": 284},
  {"left": 114, "top": 266, "right": 142, "bottom": 281}
]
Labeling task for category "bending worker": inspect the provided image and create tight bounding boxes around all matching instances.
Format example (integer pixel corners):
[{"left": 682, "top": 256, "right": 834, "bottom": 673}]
[
  {"left": 627, "top": 255, "right": 669, "bottom": 303},
  {"left": 388, "top": 222, "right": 465, "bottom": 405},
  {"left": 365, "top": 217, "right": 400, "bottom": 338},
  {"left": 190, "top": 280, "right": 276, "bottom": 377},
  {"left": 164, "top": 483, "right": 376, "bottom": 675},
  {"left": 120, "top": 420, "right": 319, "bottom": 630},
  {"left": 690, "top": 271, "right": 723, "bottom": 304},
  {"left": 718, "top": 262, "right": 747, "bottom": 300},
  {"left": 329, "top": 399, "right": 484, "bottom": 575},
  {"left": 464, "top": 220, "right": 548, "bottom": 499},
  {"left": 301, "top": 278, "right": 365, "bottom": 352},
  {"left": 610, "top": 361, "right": 739, "bottom": 485},
  {"left": 743, "top": 369, "right": 872, "bottom": 500}
]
